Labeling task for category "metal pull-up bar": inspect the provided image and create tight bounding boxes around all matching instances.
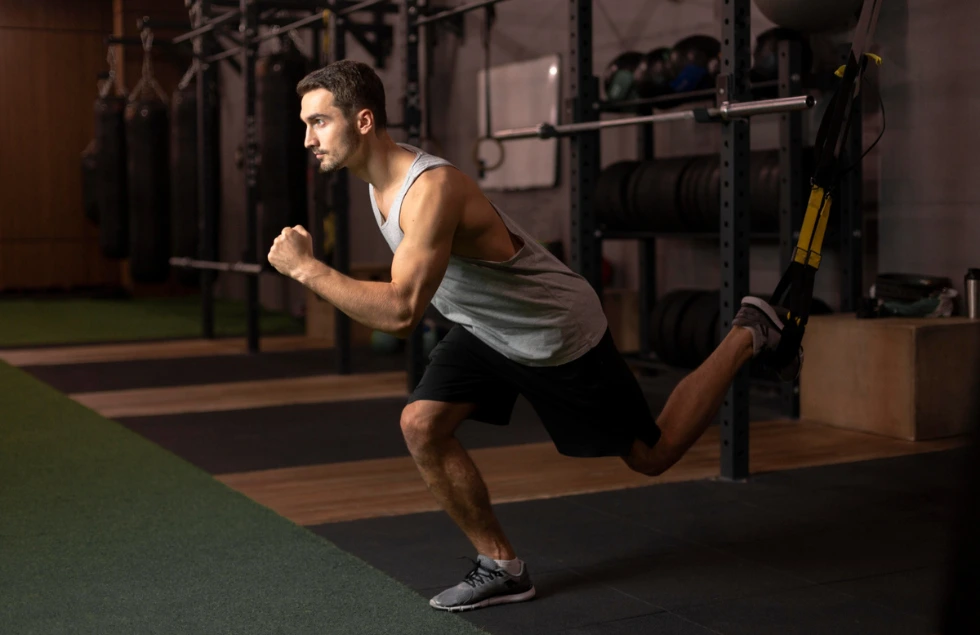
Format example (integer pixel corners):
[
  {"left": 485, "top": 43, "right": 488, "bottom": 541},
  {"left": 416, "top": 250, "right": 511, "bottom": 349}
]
[
  {"left": 251, "top": 11, "right": 328, "bottom": 45},
  {"left": 172, "top": 9, "right": 241, "bottom": 44},
  {"left": 198, "top": 0, "right": 390, "bottom": 63},
  {"left": 336, "top": 0, "right": 391, "bottom": 16},
  {"left": 493, "top": 94, "right": 816, "bottom": 140}
]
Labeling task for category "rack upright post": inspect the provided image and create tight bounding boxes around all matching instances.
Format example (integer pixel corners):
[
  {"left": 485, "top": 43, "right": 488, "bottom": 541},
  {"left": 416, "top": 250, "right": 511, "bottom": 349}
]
[
  {"left": 718, "top": 0, "right": 753, "bottom": 480},
  {"left": 777, "top": 38, "right": 804, "bottom": 417},
  {"left": 568, "top": 0, "right": 602, "bottom": 292}
]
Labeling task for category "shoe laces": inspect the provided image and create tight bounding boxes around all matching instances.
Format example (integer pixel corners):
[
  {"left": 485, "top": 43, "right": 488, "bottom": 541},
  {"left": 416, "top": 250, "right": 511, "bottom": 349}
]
[{"left": 460, "top": 557, "right": 505, "bottom": 587}]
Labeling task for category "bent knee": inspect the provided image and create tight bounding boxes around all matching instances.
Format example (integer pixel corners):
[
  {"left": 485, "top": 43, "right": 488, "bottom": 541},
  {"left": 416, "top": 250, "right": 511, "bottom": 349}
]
[
  {"left": 399, "top": 401, "right": 468, "bottom": 454},
  {"left": 400, "top": 403, "right": 435, "bottom": 451}
]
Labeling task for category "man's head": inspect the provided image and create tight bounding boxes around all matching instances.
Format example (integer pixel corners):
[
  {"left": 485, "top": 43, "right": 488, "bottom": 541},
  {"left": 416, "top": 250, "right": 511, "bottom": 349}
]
[{"left": 296, "top": 60, "right": 388, "bottom": 173}]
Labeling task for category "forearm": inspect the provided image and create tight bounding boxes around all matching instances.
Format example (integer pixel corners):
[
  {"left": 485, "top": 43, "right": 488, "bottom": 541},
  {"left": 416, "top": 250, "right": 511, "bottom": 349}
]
[{"left": 295, "top": 259, "right": 414, "bottom": 336}]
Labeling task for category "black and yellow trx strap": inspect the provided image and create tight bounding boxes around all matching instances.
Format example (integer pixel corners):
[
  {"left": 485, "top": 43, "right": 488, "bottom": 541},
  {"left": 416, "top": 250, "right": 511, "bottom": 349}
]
[{"left": 766, "top": 0, "right": 885, "bottom": 369}]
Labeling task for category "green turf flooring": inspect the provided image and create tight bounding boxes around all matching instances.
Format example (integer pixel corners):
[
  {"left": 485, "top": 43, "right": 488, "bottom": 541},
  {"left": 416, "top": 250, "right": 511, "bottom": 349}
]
[
  {"left": 0, "top": 360, "right": 485, "bottom": 635},
  {"left": 0, "top": 296, "right": 304, "bottom": 348}
]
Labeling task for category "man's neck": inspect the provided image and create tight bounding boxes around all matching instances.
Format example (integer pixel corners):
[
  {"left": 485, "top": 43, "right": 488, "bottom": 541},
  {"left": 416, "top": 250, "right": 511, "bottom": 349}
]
[{"left": 349, "top": 134, "right": 414, "bottom": 193}]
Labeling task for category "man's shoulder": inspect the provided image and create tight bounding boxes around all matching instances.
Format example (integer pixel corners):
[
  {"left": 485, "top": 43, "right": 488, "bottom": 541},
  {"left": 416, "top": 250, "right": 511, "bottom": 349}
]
[
  {"left": 413, "top": 163, "right": 465, "bottom": 188},
  {"left": 398, "top": 166, "right": 470, "bottom": 233},
  {"left": 405, "top": 164, "right": 473, "bottom": 204}
]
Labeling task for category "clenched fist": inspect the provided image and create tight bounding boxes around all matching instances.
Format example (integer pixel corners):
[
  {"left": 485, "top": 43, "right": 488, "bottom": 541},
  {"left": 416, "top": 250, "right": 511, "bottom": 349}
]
[{"left": 268, "top": 225, "right": 314, "bottom": 279}]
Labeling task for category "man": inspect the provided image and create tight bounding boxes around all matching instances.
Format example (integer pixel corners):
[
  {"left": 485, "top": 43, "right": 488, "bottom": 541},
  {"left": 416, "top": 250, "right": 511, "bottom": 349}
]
[{"left": 267, "top": 60, "right": 802, "bottom": 613}]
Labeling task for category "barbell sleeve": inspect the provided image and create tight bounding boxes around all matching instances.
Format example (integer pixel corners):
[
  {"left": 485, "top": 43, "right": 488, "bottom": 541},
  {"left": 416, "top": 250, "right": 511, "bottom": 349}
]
[{"left": 721, "top": 94, "right": 815, "bottom": 117}]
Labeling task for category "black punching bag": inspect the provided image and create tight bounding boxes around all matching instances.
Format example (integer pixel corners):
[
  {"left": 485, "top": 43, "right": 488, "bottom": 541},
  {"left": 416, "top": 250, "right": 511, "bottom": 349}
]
[
  {"left": 81, "top": 140, "right": 100, "bottom": 225},
  {"left": 126, "top": 96, "right": 171, "bottom": 284},
  {"left": 96, "top": 96, "right": 129, "bottom": 258}
]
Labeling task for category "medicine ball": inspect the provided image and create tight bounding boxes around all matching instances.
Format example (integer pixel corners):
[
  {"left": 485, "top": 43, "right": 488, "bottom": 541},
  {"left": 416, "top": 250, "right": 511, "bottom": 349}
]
[
  {"left": 634, "top": 47, "right": 675, "bottom": 99},
  {"left": 602, "top": 51, "right": 644, "bottom": 101},
  {"left": 669, "top": 35, "right": 721, "bottom": 93},
  {"left": 751, "top": 27, "right": 813, "bottom": 81},
  {"left": 752, "top": 0, "right": 864, "bottom": 33}
]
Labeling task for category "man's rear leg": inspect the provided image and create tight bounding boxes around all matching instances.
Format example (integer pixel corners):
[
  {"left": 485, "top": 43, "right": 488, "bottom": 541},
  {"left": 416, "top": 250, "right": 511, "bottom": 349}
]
[{"left": 624, "top": 296, "right": 802, "bottom": 476}]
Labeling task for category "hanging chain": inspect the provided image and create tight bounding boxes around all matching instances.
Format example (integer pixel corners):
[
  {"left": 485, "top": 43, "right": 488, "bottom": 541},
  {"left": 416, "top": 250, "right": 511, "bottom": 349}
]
[
  {"left": 128, "top": 26, "right": 170, "bottom": 104},
  {"left": 99, "top": 47, "right": 118, "bottom": 98}
]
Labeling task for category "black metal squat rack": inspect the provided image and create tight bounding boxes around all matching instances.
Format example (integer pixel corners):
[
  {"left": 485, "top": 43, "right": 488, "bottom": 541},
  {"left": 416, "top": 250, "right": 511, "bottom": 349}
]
[
  {"left": 565, "top": 0, "right": 864, "bottom": 479},
  {"left": 406, "top": 0, "right": 864, "bottom": 480},
  {"left": 156, "top": 1, "right": 862, "bottom": 480},
  {"left": 160, "top": 0, "right": 510, "bottom": 392},
  {"left": 147, "top": 0, "right": 398, "bottom": 376}
]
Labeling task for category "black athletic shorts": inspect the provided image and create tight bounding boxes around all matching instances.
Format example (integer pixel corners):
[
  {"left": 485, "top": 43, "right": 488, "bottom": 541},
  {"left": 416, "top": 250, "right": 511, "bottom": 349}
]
[{"left": 407, "top": 325, "right": 662, "bottom": 458}]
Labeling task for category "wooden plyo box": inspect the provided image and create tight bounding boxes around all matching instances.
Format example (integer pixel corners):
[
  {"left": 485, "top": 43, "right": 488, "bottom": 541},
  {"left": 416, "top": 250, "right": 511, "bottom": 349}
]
[{"left": 800, "top": 313, "right": 980, "bottom": 441}]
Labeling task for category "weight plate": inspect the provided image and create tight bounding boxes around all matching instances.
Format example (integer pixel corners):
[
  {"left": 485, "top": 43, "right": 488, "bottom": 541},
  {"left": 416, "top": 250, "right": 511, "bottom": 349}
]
[
  {"left": 650, "top": 289, "right": 685, "bottom": 363},
  {"left": 676, "top": 290, "right": 717, "bottom": 368},
  {"left": 697, "top": 156, "right": 720, "bottom": 231},
  {"left": 631, "top": 161, "right": 664, "bottom": 231},
  {"left": 704, "top": 307, "right": 721, "bottom": 360},
  {"left": 694, "top": 291, "right": 721, "bottom": 365},
  {"left": 707, "top": 160, "right": 721, "bottom": 230},
  {"left": 596, "top": 160, "right": 640, "bottom": 230},
  {"left": 624, "top": 162, "right": 648, "bottom": 230},
  {"left": 657, "top": 289, "right": 704, "bottom": 366},
  {"left": 659, "top": 157, "right": 692, "bottom": 232},
  {"left": 683, "top": 157, "right": 703, "bottom": 231},
  {"left": 676, "top": 157, "right": 700, "bottom": 231}
]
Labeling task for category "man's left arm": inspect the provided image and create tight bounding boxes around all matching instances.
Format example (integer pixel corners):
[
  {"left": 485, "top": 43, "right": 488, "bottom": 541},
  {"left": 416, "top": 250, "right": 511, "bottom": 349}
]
[{"left": 269, "top": 170, "right": 460, "bottom": 337}]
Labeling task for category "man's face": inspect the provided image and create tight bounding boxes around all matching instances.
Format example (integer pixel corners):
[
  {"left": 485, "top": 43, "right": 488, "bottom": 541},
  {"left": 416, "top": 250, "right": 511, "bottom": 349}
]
[{"left": 300, "top": 89, "right": 362, "bottom": 174}]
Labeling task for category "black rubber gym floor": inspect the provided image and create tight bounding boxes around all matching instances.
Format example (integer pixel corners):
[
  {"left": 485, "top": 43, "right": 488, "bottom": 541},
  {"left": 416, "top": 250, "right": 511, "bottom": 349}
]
[
  {"left": 25, "top": 349, "right": 790, "bottom": 474},
  {"left": 115, "top": 397, "right": 553, "bottom": 473},
  {"left": 20, "top": 347, "right": 407, "bottom": 393},
  {"left": 20, "top": 350, "right": 964, "bottom": 633},
  {"left": 311, "top": 448, "right": 966, "bottom": 635}
]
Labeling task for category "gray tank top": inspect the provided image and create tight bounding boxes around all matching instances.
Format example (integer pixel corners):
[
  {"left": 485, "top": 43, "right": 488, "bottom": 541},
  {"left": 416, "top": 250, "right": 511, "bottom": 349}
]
[{"left": 369, "top": 144, "right": 608, "bottom": 366}]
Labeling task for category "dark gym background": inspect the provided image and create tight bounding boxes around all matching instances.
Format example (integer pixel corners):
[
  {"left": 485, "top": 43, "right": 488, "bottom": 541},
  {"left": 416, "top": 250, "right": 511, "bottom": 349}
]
[
  {"left": 2, "top": 1, "right": 974, "bottom": 318},
  {"left": 2, "top": 1, "right": 979, "bottom": 634}
]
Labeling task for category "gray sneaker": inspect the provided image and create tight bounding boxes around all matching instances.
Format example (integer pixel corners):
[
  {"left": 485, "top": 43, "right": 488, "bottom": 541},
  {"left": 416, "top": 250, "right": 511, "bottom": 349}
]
[
  {"left": 429, "top": 555, "right": 536, "bottom": 612},
  {"left": 732, "top": 296, "right": 803, "bottom": 381}
]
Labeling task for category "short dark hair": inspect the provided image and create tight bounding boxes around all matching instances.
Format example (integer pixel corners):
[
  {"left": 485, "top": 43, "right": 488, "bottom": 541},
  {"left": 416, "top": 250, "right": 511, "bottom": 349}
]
[{"left": 297, "top": 60, "right": 387, "bottom": 131}]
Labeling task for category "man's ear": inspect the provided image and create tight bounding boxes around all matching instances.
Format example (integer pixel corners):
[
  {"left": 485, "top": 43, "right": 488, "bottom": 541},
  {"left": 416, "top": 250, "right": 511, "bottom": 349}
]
[{"left": 356, "top": 108, "right": 375, "bottom": 136}]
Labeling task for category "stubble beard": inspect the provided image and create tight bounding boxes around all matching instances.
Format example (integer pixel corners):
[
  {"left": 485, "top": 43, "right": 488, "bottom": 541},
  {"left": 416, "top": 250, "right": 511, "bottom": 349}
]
[{"left": 317, "top": 123, "right": 361, "bottom": 174}]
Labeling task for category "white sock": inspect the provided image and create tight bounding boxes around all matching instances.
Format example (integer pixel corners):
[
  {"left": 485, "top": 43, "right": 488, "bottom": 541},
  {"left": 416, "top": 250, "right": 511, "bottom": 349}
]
[{"left": 493, "top": 557, "right": 524, "bottom": 576}]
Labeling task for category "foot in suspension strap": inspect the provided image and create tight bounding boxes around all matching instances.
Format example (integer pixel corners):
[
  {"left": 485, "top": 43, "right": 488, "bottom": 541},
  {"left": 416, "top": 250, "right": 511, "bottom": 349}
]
[{"left": 732, "top": 296, "right": 804, "bottom": 382}]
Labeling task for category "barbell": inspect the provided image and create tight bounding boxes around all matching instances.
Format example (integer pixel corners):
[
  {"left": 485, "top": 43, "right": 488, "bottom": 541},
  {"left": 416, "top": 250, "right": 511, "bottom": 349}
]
[
  {"left": 169, "top": 257, "right": 264, "bottom": 275},
  {"left": 493, "top": 94, "right": 815, "bottom": 140}
]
